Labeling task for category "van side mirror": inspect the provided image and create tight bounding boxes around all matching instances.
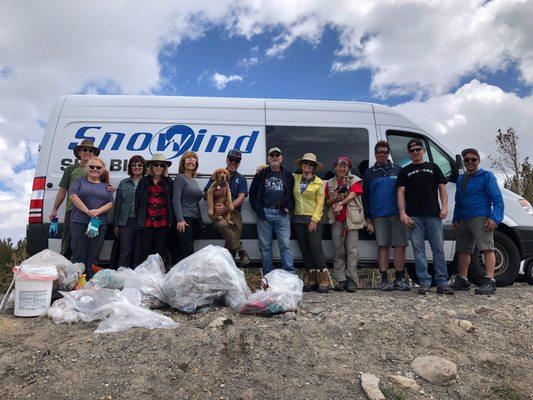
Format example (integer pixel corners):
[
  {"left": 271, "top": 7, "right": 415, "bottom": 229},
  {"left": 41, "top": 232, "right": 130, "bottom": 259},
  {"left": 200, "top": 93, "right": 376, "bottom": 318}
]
[{"left": 455, "top": 154, "right": 464, "bottom": 170}]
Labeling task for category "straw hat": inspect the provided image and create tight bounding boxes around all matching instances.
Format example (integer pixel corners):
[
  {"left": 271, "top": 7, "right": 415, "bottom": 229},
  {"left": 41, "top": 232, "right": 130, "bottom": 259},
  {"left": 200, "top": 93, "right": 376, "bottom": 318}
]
[
  {"left": 146, "top": 153, "right": 172, "bottom": 167},
  {"left": 73, "top": 139, "right": 101, "bottom": 159},
  {"left": 294, "top": 153, "right": 323, "bottom": 171}
]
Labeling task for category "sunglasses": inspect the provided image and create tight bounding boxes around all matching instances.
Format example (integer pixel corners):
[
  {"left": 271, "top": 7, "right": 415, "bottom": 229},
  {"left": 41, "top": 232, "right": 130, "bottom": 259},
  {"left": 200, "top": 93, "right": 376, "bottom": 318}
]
[
  {"left": 408, "top": 147, "right": 423, "bottom": 153},
  {"left": 463, "top": 157, "right": 479, "bottom": 163},
  {"left": 151, "top": 162, "right": 166, "bottom": 168},
  {"left": 81, "top": 147, "right": 95, "bottom": 153},
  {"left": 269, "top": 152, "right": 281, "bottom": 158},
  {"left": 131, "top": 163, "right": 145, "bottom": 168},
  {"left": 228, "top": 157, "right": 241, "bottom": 164},
  {"left": 376, "top": 150, "right": 389, "bottom": 155},
  {"left": 301, "top": 160, "right": 316, "bottom": 167},
  {"left": 88, "top": 165, "right": 102, "bottom": 170},
  {"left": 184, "top": 157, "right": 197, "bottom": 162}
]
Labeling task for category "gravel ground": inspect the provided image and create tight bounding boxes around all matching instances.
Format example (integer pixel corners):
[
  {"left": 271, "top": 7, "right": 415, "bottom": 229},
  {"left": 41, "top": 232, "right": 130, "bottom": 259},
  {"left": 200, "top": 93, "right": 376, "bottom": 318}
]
[{"left": 1, "top": 284, "right": 532, "bottom": 400}]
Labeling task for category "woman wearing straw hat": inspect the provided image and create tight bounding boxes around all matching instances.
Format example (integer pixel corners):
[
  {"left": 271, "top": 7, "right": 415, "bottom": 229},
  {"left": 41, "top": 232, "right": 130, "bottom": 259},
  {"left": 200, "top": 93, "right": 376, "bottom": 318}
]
[
  {"left": 292, "top": 153, "right": 330, "bottom": 293},
  {"left": 134, "top": 153, "right": 174, "bottom": 265}
]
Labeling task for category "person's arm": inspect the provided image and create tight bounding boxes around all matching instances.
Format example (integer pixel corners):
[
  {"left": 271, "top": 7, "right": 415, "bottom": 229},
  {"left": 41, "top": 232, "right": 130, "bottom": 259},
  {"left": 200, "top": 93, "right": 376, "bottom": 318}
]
[
  {"left": 249, "top": 174, "right": 260, "bottom": 211},
  {"left": 232, "top": 193, "right": 246, "bottom": 209},
  {"left": 172, "top": 176, "right": 185, "bottom": 223},
  {"left": 452, "top": 179, "right": 460, "bottom": 228},
  {"left": 397, "top": 186, "right": 411, "bottom": 226},
  {"left": 438, "top": 183, "right": 448, "bottom": 220},
  {"left": 361, "top": 172, "right": 371, "bottom": 224},
  {"left": 487, "top": 172, "right": 504, "bottom": 228},
  {"left": 95, "top": 202, "right": 114, "bottom": 216},
  {"left": 311, "top": 184, "right": 325, "bottom": 224},
  {"left": 113, "top": 183, "right": 123, "bottom": 225},
  {"left": 69, "top": 194, "right": 90, "bottom": 216},
  {"left": 325, "top": 182, "right": 338, "bottom": 206},
  {"left": 286, "top": 172, "right": 295, "bottom": 213},
  {"left": 232, "top": 174, "right": 248, "bottom": 209},
  {"left": 49, "top": 188, "right": 67, "bottom": 220}
]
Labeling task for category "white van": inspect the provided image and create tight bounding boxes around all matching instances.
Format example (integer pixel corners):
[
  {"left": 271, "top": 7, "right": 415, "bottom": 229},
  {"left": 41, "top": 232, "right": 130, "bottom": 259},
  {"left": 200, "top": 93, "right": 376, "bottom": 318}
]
[{"left": 27, "top": 95, "right": 533, "bottom": 286}]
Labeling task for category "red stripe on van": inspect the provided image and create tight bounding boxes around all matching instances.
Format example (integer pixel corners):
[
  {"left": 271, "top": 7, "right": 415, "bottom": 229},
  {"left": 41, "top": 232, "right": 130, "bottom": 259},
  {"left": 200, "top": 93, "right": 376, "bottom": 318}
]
[{"left": 28, "top": 177, "right": 46, "bottom": 224}]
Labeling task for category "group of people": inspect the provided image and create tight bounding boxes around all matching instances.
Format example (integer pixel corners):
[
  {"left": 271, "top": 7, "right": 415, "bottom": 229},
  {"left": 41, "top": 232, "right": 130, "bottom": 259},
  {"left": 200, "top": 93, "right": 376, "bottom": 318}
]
[{"left": 50, "top": 137, "right": 504, "bottom": 295}]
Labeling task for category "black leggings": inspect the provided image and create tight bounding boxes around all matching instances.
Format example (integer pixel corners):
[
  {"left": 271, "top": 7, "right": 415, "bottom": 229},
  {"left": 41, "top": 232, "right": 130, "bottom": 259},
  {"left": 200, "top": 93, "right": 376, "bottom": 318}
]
[
  {"left": 177, "top": 217, "right": 202, "bottom": 261},
  {"left": 136, "top": 227, "right": 169, "bottom": 266}
]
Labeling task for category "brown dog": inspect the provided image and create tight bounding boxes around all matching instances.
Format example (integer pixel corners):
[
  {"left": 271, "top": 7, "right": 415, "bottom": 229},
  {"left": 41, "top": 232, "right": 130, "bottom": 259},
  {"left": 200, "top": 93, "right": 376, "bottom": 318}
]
[{"left": 207, "top": 168, "right": 234, "bottom": 225}]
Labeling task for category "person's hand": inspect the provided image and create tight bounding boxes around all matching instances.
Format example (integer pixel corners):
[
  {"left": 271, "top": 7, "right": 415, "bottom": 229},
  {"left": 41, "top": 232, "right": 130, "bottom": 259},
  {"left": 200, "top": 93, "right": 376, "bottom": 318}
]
[
  {"left": 114, "top": 226, "right": 120, "bottom": 237},
  {"left": 439, "top": 207, "right": 448, "bottom": 220},
  {"left": 106, "top": 184, "right": 116, "bottom": 193},
  {"left": 308, "top": 221, "right": 317, "bottom": 232},
  {"left": 365, "top": 218, "right": 374, "bottom": 234},
  {"left": 49, "top": 210, "right": 57, "bottom": 221},
  {"left": 400, "top": 212, "right": 411, "bottom": 227},
  {"left": 283, "top": 208, "right": 289, "bottom": 213},
  {"left": 256, "top": 163, "right": 268, "bottom": 174},
  {"left": 215, "top": 203, "right": 227, "bottom": 216},
  {"left": 453, "top": 222, "right": 459, "bottom": 231},
  {"left": 485, "top": 218, "right": 497, "bottom": 231},
  {"left": 176, "top": 220, "right": 189, "bottom": 233},
  {"left": 87, "top": 209, "right": 99, "bottom": 218}
]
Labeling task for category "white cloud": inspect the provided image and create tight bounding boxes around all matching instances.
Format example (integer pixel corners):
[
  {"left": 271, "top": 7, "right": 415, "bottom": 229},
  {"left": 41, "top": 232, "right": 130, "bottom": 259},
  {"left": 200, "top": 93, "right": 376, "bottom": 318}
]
[
  {"left": 210, "top": 72, "right": 243, "bottom": 90},
  {"left": 393, "top": 80, "right": 533, "bottom": 169},
  {"left": 238, "top": 56, "right": 259, "bottom": 70}
]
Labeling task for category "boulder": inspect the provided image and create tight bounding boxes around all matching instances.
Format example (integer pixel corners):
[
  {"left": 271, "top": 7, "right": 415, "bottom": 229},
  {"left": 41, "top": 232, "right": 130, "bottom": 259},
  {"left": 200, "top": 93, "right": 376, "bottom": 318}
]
[
  {"left": 457, "top": 319, "right": 475, "bottom": 332},
  {"left": 360, "top": 373, "right": 385, "bottom": 400},
  {"left": 411, "top": 356, "right": 457, "bottom": 384}
]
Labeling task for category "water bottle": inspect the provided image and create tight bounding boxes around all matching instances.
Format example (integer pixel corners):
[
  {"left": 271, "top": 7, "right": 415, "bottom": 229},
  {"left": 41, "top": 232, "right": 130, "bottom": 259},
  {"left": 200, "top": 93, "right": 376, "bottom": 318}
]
[{"left": 49, "top": 218, "right": 59, "bottom": 238}]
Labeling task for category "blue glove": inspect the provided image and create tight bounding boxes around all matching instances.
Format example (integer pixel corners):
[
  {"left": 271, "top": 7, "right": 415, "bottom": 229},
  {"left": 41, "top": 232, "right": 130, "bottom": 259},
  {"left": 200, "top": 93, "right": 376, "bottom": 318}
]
[{"left": 85, "top": 217, "right": 102, "bottom": 238}]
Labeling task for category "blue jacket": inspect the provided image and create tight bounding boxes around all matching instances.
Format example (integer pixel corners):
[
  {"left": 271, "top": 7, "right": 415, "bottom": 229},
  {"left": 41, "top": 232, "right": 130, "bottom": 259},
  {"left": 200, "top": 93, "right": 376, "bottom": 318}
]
[
  {"left": 362, "top": 161, "right": 400, "bottom": 219},
  {"left": 453, "top": 169, "right": 504, "bottom": 224}
]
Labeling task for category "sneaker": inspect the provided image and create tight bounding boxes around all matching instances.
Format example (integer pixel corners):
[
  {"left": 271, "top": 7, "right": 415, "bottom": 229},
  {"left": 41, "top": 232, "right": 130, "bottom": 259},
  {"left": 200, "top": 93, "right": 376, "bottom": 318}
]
[
  {"left": 237, "top": 250, "right": 250, "bottom": 267},
  {"left": 474, "top": 278, "right": 496, "bottom": 295},
  {"left": 418, "top": 285, "right": 430, "bottom": 295},
  {"left": 451, "top": 275, "right": 471, "bottom": 291},
  {"left": 393, "top": 278, "right": 411, "bottom": 291},
  {"left": 334, "top": 281, "right": 347, "bottom": 291},
  {"left": 318, "top": 269, "right": 330, "bottom": 293},
  {"left": 380, "top": 280, "right": 394, "bottom": 291},
  {"left": 346, "top": 278, "right": 357, "bottom": 293},
  {"left": 437, "top": 285, "right": 455, "bottom": 295},
  {"left": 303, "top": 269, "right": 319, "bottom": 292}
]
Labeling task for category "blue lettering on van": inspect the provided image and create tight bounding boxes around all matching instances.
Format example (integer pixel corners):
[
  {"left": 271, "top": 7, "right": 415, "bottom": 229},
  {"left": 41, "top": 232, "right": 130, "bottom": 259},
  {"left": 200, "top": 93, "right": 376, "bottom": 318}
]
[{"left": 68, "top": 125, "right": 259, "bottom": 160}]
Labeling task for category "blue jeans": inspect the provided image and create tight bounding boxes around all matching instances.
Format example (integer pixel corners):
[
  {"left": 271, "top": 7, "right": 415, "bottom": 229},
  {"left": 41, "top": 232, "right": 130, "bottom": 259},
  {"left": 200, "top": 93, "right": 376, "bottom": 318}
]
[
  {"left": 257, "top": 208, "right": 295, "bottom": 274},
  {"left": 409, "top": 217, "right": 449, "bottom": 287}
]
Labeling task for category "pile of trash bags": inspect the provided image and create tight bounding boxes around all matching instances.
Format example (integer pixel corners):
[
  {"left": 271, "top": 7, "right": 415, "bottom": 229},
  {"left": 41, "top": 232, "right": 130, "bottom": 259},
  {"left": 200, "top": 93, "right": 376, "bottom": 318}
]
[{"left": 6, "top": 244, "right": 305, "bottom": 333}]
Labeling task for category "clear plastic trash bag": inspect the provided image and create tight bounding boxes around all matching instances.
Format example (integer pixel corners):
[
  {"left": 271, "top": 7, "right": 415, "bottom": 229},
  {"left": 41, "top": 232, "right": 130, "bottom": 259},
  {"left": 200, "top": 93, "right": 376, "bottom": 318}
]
[
  {"left": 85, "top": 268, "right": 128, "bottom": 290},
  {"left": 240, "top": 269, "right": 303, "bottom": 315},
  {"left": 162, "top": 245, "right": 251, "bottom": 313},
  {"left": 20, "top": 249, "right": 83, "bottom": 290},
  {"left": 122, "top": 254, "right": 167, "bottom": 309}
]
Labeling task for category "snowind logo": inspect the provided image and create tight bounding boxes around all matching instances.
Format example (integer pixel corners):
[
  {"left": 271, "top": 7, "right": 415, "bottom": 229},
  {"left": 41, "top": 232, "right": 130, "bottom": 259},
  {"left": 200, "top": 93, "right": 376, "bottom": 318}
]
[{"left": 149, "top": 125, "right": 196, "bottom": 160}]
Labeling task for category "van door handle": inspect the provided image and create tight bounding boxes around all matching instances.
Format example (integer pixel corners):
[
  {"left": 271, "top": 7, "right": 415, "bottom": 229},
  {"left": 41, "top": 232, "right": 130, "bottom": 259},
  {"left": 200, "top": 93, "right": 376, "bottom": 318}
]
[{"left": 47, "top": 183, "right": 53, "bottom": 188}]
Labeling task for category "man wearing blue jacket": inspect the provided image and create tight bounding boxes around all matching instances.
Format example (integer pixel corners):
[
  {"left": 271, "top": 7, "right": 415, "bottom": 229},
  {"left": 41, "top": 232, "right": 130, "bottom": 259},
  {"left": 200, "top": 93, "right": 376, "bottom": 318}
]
[
  {"left": 452, "top": 148, "right": 504, "bottom": 294},
  {"left": 363, "top": 140, "right": 410, "bottom": 291}
]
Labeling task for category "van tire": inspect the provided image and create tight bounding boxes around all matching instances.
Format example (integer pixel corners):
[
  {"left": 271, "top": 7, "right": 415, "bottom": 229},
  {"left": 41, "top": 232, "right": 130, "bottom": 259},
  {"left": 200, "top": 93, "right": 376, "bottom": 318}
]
[
  {"left": 525, "top": 260, "right": 533, "bottom": 285},
  {"left": 467, "top": 231, "right": 520, "bottom": 287}
]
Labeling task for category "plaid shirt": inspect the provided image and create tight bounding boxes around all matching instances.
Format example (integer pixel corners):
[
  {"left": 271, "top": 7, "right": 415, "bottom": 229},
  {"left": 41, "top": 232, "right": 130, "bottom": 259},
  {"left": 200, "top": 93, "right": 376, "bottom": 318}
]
[{"left": 144, "top": 179, "right": 168, "bottom": 228}]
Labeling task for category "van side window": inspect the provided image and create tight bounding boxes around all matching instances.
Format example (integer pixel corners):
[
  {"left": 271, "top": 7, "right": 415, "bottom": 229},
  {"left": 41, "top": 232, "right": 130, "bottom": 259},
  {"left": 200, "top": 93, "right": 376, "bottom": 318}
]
[
  {"left": 427, "top": 139, "right": 455, "bottom": 182},
  {"left": 266, "top": 126, "right": 369, "bottom": 179},
  {"left": 386, "top": 132, "right": 429, "bottom": 167}
]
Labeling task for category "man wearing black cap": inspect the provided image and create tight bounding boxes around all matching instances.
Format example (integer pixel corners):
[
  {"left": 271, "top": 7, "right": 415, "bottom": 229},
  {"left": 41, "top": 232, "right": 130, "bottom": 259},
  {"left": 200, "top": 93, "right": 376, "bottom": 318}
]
[
  {"left": 397, "top": 138, "right": 453, "bottom": 295},
  {"left": 203, "top": 149, "right": 250, "bottom": 266}
]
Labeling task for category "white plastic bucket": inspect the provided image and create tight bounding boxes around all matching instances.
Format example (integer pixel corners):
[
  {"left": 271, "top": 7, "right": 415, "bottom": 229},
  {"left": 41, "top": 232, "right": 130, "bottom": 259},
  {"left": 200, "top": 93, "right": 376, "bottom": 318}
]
[{"left": 13, "top": 264, "right": 58, "bottom": 317}]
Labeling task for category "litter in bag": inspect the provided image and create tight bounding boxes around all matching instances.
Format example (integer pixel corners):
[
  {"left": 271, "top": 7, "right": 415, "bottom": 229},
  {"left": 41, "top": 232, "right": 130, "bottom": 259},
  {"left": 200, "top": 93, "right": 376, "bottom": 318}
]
[
  {"left": 53, "top": 287, "right": 177, "bottom": 333},
  {"left": 122, "top": 254, "right": 167, "bottom": 309},
  {"left": 47, "top": 298, "right": 79, "bottom": 323},
  {"left": 163, "top": 245, "right": 251, "bottom": 313},
  {"left": 86, "top": 268, "right": 128, "bottom": 290},
  {"left": 240, "top": 269, "right": 303, "bottom": 315},
  {"left": 20, "top": 249, "right": 83, "bottom": 290}
]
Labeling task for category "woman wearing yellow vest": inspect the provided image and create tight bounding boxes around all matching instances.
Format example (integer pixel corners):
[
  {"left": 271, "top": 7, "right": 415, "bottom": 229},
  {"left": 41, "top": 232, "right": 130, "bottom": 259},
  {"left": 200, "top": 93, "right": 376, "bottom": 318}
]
[{"left": 292, "top": 153, "right": 329, "bottom": 293}]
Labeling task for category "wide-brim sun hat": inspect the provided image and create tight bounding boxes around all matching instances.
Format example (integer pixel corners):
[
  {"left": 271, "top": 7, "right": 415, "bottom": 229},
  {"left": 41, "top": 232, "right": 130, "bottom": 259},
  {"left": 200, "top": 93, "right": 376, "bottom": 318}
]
[
  {"left": 146, "top": 153, "right": 172, "bottom": 167},
  {"left": 294, "top": 153, "right": 323, "bottom": 171},
  {"left": 73, "top": 139, "right": 101, "bottom": 159}
]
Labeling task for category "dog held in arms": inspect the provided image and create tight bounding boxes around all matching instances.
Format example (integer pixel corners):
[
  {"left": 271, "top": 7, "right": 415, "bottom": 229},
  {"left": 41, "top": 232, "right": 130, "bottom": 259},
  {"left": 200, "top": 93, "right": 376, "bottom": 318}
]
[{"left": 207, "top": 168, "right": 234, "bottom": 225}]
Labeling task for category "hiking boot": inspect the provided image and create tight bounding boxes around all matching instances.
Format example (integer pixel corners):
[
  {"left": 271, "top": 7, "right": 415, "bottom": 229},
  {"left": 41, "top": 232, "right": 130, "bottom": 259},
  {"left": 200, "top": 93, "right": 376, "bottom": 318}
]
[
  {"left": 380, "top": 280, "right": 394, "bottom": 291},
  {"left": 393, "top": 278, "right": 411, "bottom": 291},
  {"left": 451, "top": 275, "right": 471, "bottom": 291},
  {"left": 474, "top": 277, "right": 496, "bottom": 295},
  {"left": 437, "top": 285, "right": 455, "bottom": 295},
  {"left": 303, "top": 269, "right": 319, "bottom": 292},
  {"left": 318, "top": 269, "right": 330, "bottom": 293},
  {"left": 346, "top": 278, "right": 357, "bottom": 293},
  {"left": 237, "top": 250, "right": 250, "bottom": 267},
  {"left": 334, "top": 281, "right": 347, "bottom": 291},
  {"left": 418, "top": 285, "right": 430, "bottom": 295}
]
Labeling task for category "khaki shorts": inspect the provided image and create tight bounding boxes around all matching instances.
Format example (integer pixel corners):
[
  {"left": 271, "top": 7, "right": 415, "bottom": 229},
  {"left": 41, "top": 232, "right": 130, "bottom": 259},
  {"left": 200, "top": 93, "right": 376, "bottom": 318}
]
[
  {"left": 456, "top": 216, "right": 495, "bottom": 253},
  {"left": 374, "top": 216, "right": 409, "bottom": 247}
]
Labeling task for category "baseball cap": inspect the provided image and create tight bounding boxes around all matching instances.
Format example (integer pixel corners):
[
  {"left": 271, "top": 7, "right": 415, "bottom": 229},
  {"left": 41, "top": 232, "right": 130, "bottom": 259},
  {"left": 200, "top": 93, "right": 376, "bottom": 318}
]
[
  {"left": 227, "top": 149, "right": 242, "bottom": 159},
  {"left": 461, "top": 148, "right": 480, "bottom": 158},
  {"left": 268, "top": 147, "right": 282, "bottom": 155},
  {"left": 407, "top": 138, "right": 424, "bottom": 150}
]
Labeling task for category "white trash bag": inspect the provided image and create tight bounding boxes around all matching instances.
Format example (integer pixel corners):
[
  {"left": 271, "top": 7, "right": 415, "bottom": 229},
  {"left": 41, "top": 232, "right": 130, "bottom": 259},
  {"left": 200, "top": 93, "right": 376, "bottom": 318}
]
[
  {"left": 122, "top": 254, "right": 167, "bottom": 309},
  {"left": 163, "top": 245, "right": 251, "bottom": 313},
  {"left": 240, "top": 269, "right": 303, "bottom": 315}
]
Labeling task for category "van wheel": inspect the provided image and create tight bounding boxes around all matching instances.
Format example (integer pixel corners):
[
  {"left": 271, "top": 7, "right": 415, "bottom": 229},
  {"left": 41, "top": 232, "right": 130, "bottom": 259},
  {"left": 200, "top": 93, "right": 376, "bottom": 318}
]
[
  {"left": 467, "top": 231, "right": 520, "bottom": 287},
  {"left": 525, "top": 260, "right": 533, "bottom": 285}
]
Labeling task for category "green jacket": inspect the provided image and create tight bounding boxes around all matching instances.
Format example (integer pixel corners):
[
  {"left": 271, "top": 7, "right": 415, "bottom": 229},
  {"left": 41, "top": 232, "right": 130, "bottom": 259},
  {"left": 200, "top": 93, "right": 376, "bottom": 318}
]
[{"left": 113, "top": 177, "right": 137, "bottom": 226}]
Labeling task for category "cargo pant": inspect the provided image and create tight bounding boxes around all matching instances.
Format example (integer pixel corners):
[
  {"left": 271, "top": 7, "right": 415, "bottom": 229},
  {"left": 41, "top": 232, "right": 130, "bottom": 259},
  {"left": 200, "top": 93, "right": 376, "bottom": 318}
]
[
  {"left": 213, "top": 211, "right": 243, "bottom": 256},
  {"left": 331, "top": 220, "right": 359, "bottom": 283},
  {"left": 60, "top": 209, "right": 73, "bottom": 259}
]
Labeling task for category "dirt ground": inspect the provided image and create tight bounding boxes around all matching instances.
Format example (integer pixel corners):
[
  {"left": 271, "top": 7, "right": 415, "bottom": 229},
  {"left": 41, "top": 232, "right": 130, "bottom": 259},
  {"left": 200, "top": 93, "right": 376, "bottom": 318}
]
[{"left": 1, "top": 284, "right": 532, "bottom": 400}]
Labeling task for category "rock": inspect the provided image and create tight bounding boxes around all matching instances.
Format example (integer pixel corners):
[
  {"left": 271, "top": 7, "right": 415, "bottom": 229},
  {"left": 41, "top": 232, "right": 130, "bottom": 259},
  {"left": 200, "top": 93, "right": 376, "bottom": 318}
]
[
  {"left": 444, "top": 310, "right": 457, "bottom": 317},
  {"left": 309, "top": 307, "right": 326, "bottom": 315},
  {"left": 475, "top": 306, "right": 493, "bottom": 314},
  {"left": 283, "top": 312, "right": 297, "bottom": 321},
  {"left": 207, "top": 317, "right": 232, "bottom": 330},
  {"left": 360, "top": 373, "right": 385, "bottom": 400},
  {"left": 387, "top": 374, "right": 420, "bottom": 391},
  {"left": 457, "top": 319, "right": 475, "bottom": 332},
  {"left": 411, "top": 356, "right": 457, "bottom": 384}
]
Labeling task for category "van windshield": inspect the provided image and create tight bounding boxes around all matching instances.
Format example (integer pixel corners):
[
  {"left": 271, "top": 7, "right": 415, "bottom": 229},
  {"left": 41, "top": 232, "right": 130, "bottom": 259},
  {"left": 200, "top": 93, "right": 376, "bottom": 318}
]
[{"left": 266, "top": 126, "right": 369, "bottom": 179}]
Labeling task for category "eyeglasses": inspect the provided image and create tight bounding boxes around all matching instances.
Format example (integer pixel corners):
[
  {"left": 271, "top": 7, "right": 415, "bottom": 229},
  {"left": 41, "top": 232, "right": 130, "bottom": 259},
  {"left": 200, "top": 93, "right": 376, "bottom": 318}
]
[
  {"left": 463, "top": 157, "right": 479, "bottom": 163},
  {"left": 269, "top": 152, "right": 281, "bottom": 158},
  {"left": 228, "top": 157, "right": 241, "bottom": 164},
  {"left": 151, "top": 162, "right": 166, "bottom": 168},
  {"left": 408, "top": 147, "right": 423, "bottom": 153},
  {"left": 184, "top": 157, "right": 197, "bottom": 163},
  {"left": 131, "top": 163, "right": 144, "bottom": 168},
  {"left": 376, "top": 150, "right": 389, "bottom": 155},
  {"left": 88, "top": 165, "right": 102, "bottom": 170},
  {"left": 301, "top": 160, "right": 316, "bottom": 167},
  {"left": 81, "top": 147, "right": 95, "bottom": 153}
]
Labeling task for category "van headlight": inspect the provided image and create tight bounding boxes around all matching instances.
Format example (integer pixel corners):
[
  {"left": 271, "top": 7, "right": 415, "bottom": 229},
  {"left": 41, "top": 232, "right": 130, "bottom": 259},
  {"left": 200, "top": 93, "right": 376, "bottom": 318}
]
[{"left": 518, "top": 198, "right": 533, "bottom": 215}]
